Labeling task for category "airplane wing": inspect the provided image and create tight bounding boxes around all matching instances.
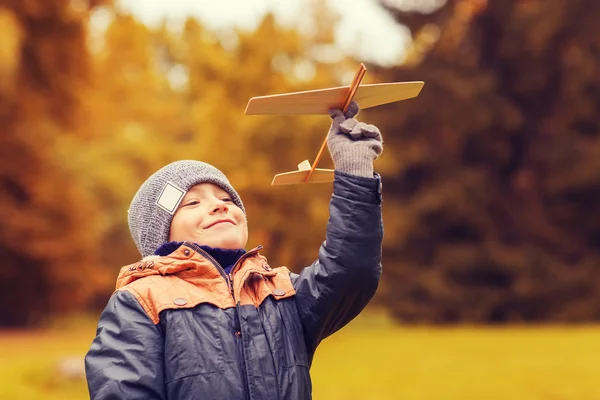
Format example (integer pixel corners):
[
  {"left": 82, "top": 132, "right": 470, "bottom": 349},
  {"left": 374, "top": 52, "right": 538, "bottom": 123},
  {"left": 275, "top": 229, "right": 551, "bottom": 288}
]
[{"left": 245, "top": 81, "right": 425, "bottom": 115}]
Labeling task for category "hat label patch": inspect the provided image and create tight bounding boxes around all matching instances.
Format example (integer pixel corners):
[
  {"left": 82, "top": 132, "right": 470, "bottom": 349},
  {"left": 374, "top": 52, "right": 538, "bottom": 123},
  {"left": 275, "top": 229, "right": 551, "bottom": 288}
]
[{"left": 156, "top": 182, "right": 186, "bottom": 215}]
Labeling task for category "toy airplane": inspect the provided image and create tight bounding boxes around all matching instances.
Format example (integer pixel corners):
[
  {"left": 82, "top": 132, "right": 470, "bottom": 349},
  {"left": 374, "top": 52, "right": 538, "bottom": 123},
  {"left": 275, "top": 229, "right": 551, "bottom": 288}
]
[{"left": 244, "top": 63, "right": 424, "bottom": 186}]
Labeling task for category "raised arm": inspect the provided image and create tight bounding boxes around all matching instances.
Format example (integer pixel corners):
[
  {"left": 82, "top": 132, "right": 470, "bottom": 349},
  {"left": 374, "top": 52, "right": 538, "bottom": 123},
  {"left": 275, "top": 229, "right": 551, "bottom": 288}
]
[
  {"left": 85, "top": 290, "right": 166, "bottom": 400},
  {"left": 291, "top": 102, "right": 384, "bottom": 355}
]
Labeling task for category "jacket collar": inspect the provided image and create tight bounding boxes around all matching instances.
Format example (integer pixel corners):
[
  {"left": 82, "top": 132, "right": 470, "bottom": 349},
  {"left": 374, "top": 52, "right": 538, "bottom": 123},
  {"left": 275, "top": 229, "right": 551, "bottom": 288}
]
[
  {"left": 154, "top": 241, "right": 247, "bottom": 273},
  {"left": 115, "top": 242, "right": 263, "bottom": 290}
]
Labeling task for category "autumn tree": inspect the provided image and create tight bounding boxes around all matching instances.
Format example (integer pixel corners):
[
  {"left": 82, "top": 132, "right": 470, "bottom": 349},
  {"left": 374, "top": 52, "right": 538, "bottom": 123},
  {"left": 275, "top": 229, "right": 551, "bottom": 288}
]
[
  {"left": 60, "top": 3, "right": 364, "bottom": 314},
  {"left": 371, "top": 0, "right": 600, "bottom": 322},
  {"left": 0, "top": 0, "right": 110, "bottom": 326}
]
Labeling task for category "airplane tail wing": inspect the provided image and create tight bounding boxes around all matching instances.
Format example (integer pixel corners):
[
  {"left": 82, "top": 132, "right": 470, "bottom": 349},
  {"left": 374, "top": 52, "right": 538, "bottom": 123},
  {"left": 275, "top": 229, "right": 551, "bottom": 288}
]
[{"left": 271, "top": 160, "right": 334, "bottom": 185}]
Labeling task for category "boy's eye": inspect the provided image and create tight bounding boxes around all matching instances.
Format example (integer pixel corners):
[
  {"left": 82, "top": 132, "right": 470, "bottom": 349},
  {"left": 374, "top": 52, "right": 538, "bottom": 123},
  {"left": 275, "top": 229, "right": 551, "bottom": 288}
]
[
  {"left": 183, "top": 200, "right": 200, "bottom": 207},
  {"left": 221, "top": 198, "right": 233, "bottom": 202}
]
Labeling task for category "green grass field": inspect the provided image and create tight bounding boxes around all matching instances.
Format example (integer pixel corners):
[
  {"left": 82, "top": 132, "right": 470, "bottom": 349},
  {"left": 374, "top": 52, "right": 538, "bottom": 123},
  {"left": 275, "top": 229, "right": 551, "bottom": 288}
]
[{"left": 1, "top": 312, "right": 599, "bottom": 400}]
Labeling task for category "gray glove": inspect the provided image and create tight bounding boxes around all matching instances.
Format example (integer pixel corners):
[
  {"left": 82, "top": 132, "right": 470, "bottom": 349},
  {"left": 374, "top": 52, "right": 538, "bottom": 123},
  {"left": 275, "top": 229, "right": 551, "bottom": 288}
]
[{"left": 326, "top": 101, "right": 383, "bottom": 178}]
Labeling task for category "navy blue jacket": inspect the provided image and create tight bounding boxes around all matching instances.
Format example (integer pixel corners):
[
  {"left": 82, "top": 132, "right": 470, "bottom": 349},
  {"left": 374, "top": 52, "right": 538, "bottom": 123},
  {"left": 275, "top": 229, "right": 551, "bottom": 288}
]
[{"left": 85, "top": 171, "right": 383, "bottom": 399}]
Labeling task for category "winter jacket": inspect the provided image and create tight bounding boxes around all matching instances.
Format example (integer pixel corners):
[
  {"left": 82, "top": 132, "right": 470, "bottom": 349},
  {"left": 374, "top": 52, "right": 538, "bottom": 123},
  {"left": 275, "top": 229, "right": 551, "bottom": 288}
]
[{"left": 85, "top": 171, "right": 383, "bottom": 400}]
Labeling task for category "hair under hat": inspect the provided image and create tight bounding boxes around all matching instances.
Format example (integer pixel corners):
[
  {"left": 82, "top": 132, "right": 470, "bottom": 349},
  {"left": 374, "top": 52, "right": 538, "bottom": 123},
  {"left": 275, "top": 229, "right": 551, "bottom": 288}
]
[{"left": 128, "top": 160, "right": 245, "bottom": 257}]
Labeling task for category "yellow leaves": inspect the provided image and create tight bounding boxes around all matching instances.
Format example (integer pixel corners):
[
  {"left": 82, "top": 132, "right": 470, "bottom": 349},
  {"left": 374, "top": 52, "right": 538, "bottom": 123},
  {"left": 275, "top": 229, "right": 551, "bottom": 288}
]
[
  {"left": 2, "top": 0, "right": 397, "bottom": 324},
  {"left": 0, "top": 0, "right": 118, "bottom": 325},
  {"left": 0, "top": 9, "right": 22, "bottom": 97},
  {"left": 404, "top": 24, "right": 440, "bottom": 67}
]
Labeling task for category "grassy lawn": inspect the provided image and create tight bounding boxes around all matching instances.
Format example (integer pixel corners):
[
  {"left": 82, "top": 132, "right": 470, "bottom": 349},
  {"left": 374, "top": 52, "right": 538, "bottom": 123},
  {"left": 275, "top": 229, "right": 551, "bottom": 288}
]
[
  {"left": 312, "top": 313, "right": 600, "bottom": 400},
  {"left": 1, "top": 312, "right": 599, "bottom": 399}
]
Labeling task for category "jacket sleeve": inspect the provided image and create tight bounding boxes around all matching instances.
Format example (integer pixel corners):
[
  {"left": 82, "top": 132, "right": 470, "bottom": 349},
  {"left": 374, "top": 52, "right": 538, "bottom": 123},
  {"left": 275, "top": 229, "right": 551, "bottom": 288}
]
[
  {"left": 85, "top": 289, "right": 166, "bottom": 400},
  {"left": 291, "top": 170, "right": 383, "bottom": 354}
]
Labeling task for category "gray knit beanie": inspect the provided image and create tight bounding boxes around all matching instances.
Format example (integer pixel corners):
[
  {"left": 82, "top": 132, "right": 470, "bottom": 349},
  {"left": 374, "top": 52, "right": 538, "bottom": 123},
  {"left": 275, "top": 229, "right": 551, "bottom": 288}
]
[{"left": 128, "top": 160, "right": 245, "bottom": 257}]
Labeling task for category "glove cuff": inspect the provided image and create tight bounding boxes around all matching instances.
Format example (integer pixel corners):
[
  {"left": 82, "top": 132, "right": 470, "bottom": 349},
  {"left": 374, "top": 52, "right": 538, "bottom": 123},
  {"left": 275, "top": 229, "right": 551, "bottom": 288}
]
[{"left": 332, "top": 147, "right": 376, "bottom": 178}]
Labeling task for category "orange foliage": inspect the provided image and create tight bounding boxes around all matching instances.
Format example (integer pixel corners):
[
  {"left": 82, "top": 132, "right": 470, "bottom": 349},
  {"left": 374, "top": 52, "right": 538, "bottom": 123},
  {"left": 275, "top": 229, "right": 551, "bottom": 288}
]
[{"left": 0, "top": 1, "right": 362, "bottom": 325}]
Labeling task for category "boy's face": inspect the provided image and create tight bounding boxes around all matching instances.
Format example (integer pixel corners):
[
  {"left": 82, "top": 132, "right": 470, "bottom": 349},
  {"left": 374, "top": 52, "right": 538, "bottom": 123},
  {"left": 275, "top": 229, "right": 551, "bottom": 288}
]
[{"left": 169, "top": 183, "right": 248, "bottom": 250}]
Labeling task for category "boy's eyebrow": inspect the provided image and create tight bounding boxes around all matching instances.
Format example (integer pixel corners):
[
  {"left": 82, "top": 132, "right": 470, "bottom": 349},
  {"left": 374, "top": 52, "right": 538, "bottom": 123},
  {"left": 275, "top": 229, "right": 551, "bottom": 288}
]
[
  {"left": 182, "top": 186, "right": 227, "bottom": 200},
  {"left": 210, "top": 186, "right": 229, "bottom": 197},
  {"left": 179, "top": 189, "right": 201, "bottom": 203}
]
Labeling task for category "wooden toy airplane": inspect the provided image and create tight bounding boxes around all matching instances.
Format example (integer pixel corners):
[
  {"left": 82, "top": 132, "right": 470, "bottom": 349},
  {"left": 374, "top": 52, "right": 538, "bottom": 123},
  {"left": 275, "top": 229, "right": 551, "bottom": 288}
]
[{"left": 245, "top": 63, "right": 424, "bottom": 186}]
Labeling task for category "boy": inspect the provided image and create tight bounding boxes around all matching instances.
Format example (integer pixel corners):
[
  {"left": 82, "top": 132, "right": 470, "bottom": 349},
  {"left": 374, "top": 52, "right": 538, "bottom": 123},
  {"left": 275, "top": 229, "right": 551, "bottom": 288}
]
[{"left": 85, "top": 102, "right": 384, "bottom": 399}]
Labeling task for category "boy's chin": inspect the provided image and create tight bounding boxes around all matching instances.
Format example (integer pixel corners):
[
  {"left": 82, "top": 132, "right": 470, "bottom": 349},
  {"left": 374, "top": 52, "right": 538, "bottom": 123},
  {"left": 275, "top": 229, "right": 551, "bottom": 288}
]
[{"left": 201, "top": 236, "right": 246, "bottom": 250}]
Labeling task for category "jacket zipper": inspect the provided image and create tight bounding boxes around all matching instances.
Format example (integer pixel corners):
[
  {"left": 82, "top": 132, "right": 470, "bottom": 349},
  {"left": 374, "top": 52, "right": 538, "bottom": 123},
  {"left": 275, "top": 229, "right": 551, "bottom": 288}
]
[
  {"left": 188, "top": 243, "right": 263, "bottom": 297},
  {"left": 236, "top": 301, "right": 253, "bottom": 400},
  {"left": 188, "top": 243, "right": 262, "bottom": 400}
]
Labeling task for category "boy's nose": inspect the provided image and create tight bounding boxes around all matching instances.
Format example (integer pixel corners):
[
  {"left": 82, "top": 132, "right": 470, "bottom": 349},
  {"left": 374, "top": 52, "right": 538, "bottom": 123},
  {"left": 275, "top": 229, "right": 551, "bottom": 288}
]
[{"left": 211, "top": 199, "right": 229, "bottom": 213}]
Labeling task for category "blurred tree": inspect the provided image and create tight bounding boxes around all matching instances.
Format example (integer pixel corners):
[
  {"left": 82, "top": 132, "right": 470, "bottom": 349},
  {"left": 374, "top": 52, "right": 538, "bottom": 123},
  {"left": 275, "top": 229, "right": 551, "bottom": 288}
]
[
  {"left": 372, "top": 0, "right": 600, "bottom": 322},
  {"left": 60, "top": 2, "right": 361, "bottom": 313},
  {"left": 0, "top": 0, "right": 111, "bottom": 326}
]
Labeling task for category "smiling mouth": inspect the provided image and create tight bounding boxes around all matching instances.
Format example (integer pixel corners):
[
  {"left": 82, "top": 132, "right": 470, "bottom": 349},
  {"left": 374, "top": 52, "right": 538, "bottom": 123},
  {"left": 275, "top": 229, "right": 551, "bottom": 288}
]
[{"left": 206, "top": 220, "right": 234, "bottom": 228}]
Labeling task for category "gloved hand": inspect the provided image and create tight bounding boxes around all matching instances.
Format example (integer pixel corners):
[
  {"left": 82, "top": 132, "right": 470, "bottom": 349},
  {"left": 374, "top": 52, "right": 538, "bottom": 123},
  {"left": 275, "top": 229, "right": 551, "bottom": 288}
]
[{"left": 326, "top": 101, "right": 383, "bottom": 178}]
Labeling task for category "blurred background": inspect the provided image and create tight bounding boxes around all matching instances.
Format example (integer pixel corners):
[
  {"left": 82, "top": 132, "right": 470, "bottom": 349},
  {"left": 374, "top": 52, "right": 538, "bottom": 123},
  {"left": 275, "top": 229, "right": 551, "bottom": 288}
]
[{"left": 1, "top": 0, "right": 600, "bottom": 398}]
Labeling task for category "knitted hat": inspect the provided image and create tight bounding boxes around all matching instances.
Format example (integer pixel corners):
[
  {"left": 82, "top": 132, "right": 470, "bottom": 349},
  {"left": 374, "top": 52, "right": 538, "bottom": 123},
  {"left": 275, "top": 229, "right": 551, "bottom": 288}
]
[{"left": 128, "top": 160, "right": 245, "bottom": 257}]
